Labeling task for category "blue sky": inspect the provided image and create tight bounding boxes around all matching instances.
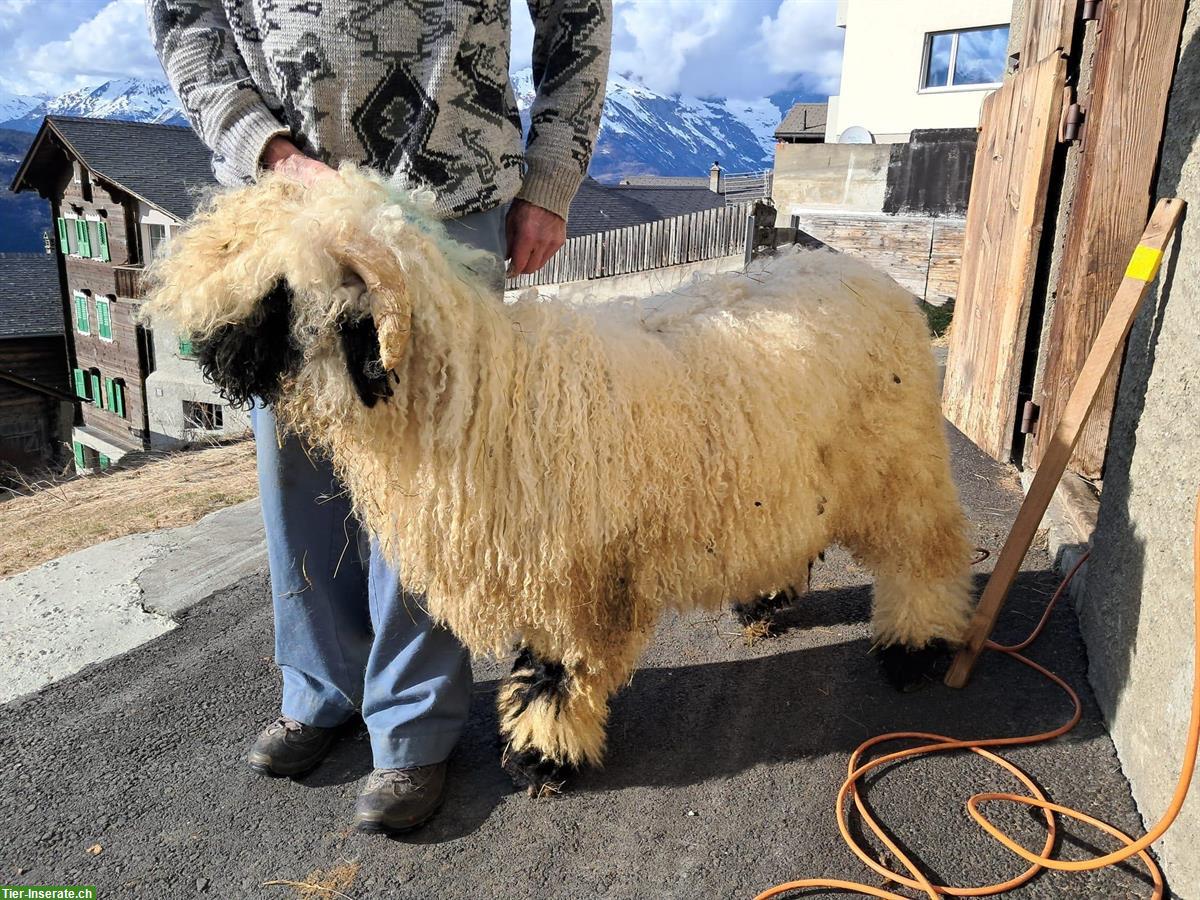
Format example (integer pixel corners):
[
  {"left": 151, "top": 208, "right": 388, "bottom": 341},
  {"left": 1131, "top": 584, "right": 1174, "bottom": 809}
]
[{"left": 0, "top": 0, "right": 843, "bottom": 100}]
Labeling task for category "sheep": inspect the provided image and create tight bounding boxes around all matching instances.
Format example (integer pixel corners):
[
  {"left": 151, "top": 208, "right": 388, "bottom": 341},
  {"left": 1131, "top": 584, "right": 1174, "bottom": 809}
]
[{"left": 143, "top": 166, "right": 974, "bottom": 793}]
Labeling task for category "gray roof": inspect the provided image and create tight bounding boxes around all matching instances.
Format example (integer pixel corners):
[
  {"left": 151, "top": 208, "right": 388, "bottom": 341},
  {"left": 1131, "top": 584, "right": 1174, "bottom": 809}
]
[
  {"left": 0, "top": 252, "right": 63, "bottom": 339},
  {"left": 567, "top": 178, "right": 727, "bottom": 237},
  {"left": 775, "top": 103, "right": 828, "bottom": 139},
  {"left": 41, "top": 116, "right": 217, "bottom": 220}
]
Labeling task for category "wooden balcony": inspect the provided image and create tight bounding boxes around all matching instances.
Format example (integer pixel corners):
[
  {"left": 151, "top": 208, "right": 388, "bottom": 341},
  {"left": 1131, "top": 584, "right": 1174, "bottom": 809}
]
[{"left": 114, "top": 264, "right": 145, "bottom": 299}]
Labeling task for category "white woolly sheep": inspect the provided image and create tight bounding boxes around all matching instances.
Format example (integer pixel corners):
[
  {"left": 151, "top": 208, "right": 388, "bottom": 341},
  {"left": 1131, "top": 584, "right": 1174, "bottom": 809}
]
[{"left": 143, "top": 167, "right": 974, "bottom": 792}]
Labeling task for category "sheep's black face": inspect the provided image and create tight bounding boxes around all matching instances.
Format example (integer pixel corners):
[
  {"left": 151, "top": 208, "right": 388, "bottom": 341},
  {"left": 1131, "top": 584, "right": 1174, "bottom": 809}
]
[
  {"left": 193, "top": 278, "right": 302, "bottom": 409},
  {"left": 337, "top": 313, "right": 394, "bottom": 408}
]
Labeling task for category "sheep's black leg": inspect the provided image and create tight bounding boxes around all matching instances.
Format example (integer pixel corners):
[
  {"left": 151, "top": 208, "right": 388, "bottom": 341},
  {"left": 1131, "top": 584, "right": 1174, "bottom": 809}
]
[
  {"left": 497, "top": 648, "right": 576, "bottom": 796},
  {"left": 876, "top": 639, "right": 954, "bottom": 692},
  {"left": 731, "top": 558, "right": 816, "bottom": 641}
]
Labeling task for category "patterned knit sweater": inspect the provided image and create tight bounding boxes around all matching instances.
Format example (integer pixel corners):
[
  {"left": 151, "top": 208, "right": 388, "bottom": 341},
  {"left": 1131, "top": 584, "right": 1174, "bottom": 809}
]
[{"left": 145, "top": 0, "right": 612, "bottom": 221}]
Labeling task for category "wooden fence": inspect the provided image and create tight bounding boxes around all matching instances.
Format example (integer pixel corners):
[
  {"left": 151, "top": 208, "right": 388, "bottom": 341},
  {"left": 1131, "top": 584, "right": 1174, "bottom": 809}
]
[{"left": 506, "top": 202, "right": 754, "bottom": 289}]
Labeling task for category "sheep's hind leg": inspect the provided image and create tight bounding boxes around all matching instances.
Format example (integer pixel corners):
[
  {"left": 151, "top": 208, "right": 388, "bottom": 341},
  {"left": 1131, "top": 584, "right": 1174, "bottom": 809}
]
[{"left": 497, "top": 648, "right": 609, "bottom": 796}]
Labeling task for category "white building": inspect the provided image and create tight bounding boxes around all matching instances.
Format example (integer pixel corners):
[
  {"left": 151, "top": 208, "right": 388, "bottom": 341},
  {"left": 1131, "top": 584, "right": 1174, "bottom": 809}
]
[{"left": 826, "top": 0, "right": 1012, "bottom": 143}]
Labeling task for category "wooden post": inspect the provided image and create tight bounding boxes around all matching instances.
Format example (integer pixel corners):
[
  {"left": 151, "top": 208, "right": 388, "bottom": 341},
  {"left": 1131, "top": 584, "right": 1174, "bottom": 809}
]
[
  {"left": 743, "top": 212, "right": 756, "bottom": 266},
  {"left": 945, "top": 198, "right": 1185, "bottom": 689}
]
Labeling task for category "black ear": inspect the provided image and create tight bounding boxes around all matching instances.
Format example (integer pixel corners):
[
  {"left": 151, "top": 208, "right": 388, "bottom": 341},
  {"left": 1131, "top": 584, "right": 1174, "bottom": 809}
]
[
  {"left": 337, "top": 314, "right": 394, "bottom": 407},
  {"left": 193, "top": 278, "right": 302, "bottom": 408}
]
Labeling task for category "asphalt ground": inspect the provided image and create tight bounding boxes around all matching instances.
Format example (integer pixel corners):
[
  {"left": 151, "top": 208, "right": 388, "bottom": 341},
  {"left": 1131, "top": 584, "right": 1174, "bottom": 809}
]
[{"left": 0, "top": 427, "right": 1159, "bottom": 899}]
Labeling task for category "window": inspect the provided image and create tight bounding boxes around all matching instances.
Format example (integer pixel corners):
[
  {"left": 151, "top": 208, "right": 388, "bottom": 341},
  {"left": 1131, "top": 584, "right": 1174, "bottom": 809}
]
[
  {"left": 101, "top": 377, "right": 126, "bottom": 417},
  {"left": 183, "top": 400, "right": 224, "bottom": 431},
  {"left": 72, "top": 441, "right": 86, "bottom": 470},
  {"left": 73, "top": 292, "right": 90, "bottom": 334},
  {"left": 178, "top": 335, "right": 195, "bottom": 358},
  {"left": 56, "top": 217, "right": 70, "bottom": 254},
  {"left": 96, "top": 296, "right": 113, "bottom": 341},
  {"left": 146, "top": 223, "right": 169, "bottom": 260},
  {"left": 89, "top": 368, "right": 102, "bottom": 409},
  {"left": 75, "top": 218, "right": 92, "bottom": 257},
  {"left": 922, "top": 25, "right": 1009, "bottom": 90}
]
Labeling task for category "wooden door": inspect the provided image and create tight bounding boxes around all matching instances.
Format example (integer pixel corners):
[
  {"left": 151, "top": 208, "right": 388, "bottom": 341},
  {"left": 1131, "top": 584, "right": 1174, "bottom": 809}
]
[
  {"left": 942, "top": 53, "right": 1067, "bottom": 461},
  {"left": 1029, "top": 0, "right": 1188, "bottom": 478}
]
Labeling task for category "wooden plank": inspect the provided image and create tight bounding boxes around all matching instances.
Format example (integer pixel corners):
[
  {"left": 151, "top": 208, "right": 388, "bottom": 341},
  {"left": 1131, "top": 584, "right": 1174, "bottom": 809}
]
[
  {"left": 1020, "top": 0, "right": 1079, "bottom": 65},
  {"left": 941, "top": 53, "right": 1067, "bottom": 462},
  {"left": 947, "top": 198, "right": 1185, "bottom": 688},
  {"left": 1030, "top": 0, "right": 1188, "bottom": 478}
]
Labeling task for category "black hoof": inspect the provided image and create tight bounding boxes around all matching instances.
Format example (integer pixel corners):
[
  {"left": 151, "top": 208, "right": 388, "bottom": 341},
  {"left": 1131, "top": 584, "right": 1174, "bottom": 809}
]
[
  {"left": 877, "top": 640, "right": 954, "bottom": 692},
  {"left": 500, "top": 745, "right": 574, "bottom": 797}
]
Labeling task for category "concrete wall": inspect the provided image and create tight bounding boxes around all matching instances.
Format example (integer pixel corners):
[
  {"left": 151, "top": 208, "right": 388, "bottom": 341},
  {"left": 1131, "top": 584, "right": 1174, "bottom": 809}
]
[
  {"left": 827, "top": 0, "right": 1011, "bottom": 142},
  {"left": 144, "top": 321, "right": 249, "bottom": 449},
  {"left": 1077, "top": 9, "right": 1200, "bottom": 894},
  {"left": 772, "top": 142, "right": 890, "bottom": 214}
]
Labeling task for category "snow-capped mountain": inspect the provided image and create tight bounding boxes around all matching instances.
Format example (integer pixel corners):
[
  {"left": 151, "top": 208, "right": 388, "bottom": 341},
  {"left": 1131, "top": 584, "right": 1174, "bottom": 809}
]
[
  {"left": 512, "top": 67, "right": 810, "bottom": 180},
  {"left": 0, "top": 90, "right": 47, "bottom": 125},
  {"left": 1, "top": 78, "right": 188, "bottom": 132},
  {"left": 2, "top": 72, "right": 817, "bottom": 180}
]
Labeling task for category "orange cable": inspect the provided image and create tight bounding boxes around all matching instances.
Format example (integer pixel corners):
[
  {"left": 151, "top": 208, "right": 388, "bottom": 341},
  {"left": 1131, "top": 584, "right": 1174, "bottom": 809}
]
[{"left": 755, "top": 493, "right": 1200, "bottom": 900}]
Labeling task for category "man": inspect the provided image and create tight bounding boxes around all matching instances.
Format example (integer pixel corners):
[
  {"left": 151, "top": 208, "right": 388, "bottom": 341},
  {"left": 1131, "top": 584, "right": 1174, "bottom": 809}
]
[{"left": 146, "top": 0, "right": 611, "bottom": 833}]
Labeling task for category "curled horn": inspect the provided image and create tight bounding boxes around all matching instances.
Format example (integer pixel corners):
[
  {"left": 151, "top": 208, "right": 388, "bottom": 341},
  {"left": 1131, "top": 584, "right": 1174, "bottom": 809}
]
[{"left": 332, "top": 239, "right": 411, "bottom": 372}]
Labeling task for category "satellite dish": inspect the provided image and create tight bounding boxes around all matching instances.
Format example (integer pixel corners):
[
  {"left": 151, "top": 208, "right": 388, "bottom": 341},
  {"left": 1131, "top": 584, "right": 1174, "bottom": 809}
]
[{"left": 838, "top": 126, "right": 875, "bottom": 144}]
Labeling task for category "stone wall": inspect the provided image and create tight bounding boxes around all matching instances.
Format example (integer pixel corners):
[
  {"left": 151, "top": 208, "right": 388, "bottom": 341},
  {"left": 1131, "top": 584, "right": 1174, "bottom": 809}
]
[{"left": 1077, "top": 9, "right": 1200, "bottom": 894}]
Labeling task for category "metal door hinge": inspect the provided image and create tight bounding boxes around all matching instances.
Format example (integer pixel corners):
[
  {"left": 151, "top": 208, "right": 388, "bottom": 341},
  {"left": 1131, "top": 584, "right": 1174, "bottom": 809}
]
[
  {"left": 1062, "top": 103, "right": 1085, "bottom": 143},
  {"left": 1020, "top": 400, "right": 1040, "bottom": 435},
  {"left": 1082, "top": 0, "right": 1101, "bottom": 22}
]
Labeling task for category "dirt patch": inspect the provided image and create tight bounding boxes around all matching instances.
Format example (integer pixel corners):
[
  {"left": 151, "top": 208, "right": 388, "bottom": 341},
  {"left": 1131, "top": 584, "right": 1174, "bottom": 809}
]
[{"left": 0, "top": 440, "right": 258, "bottom": 578}]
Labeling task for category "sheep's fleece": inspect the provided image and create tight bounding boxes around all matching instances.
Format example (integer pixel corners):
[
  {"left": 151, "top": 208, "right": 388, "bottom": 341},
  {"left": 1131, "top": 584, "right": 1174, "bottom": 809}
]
[{"left": 144, "top": 167, "right": 973, "bottom": 790}]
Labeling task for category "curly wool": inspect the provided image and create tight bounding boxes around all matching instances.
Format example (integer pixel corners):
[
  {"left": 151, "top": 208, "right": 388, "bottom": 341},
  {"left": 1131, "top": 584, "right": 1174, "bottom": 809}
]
[{"left": 144, "top": 167, "right": 973, "bottom": 768}]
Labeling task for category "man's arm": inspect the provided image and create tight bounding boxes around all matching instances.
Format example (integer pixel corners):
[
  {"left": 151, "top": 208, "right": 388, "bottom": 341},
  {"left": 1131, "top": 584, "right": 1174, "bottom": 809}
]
[
  {"left": 145, "top": 0, "right": 291, "bottom": 183},
  {"left": 508, "top": 0, "right": 612, "bottom": 275}
]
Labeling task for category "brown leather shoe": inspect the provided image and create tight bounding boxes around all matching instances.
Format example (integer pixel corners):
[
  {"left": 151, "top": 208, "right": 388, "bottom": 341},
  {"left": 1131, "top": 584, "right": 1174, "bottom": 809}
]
[
  {"left": 247, "top": 716, "right": 339, "bottom": 777},
  {"left": 352, "top": 762, "right": 447, "bottom": 833}
]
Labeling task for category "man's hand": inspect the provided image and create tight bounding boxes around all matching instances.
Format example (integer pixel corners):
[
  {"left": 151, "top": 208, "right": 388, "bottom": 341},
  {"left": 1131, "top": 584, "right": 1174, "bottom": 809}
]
[
  {"left": 261, "top": 136, "right": 334, "bottom": 186},
  {"left": 505, "top": 199, "right": 566, "bottom": 276}
]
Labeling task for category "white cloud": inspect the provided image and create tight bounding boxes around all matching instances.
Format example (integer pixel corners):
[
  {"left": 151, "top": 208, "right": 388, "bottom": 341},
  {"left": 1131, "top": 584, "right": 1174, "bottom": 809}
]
[
  {"left": 0, "top": 0, "right": 844, "bottom": 102},
  {"left": 608, "top": 0, "right": 843, "bottom": 99},
  {"left": 758, "top": 0, "right": 844, "bottom": 94},
  {"left": 1, "top": 0, "right": 164, "bottom": 95}
]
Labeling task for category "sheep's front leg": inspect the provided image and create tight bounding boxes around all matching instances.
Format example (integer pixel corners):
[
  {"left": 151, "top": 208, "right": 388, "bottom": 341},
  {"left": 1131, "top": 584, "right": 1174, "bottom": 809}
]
[{"left": 497, "top": 648, "right": 612, "bottom": 796}]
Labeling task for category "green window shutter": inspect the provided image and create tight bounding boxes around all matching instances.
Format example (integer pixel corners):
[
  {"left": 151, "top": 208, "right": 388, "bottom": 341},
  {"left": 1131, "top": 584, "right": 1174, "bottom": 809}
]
[
  {"left": 74, "top": 293, "right": 89, "bottom": 334},
  {"left": 98, "top": 454, "right": 110, "bottom": 469},
  {"left": 73, "top": 368, "right": 86, "bottom": 398},
  {"left": 114, "top": 380, "right": 126, "bottom": 418},
  {"left": 57, "top": 217, "right": 69, "bottom": 252},
  {"left": 73, "top": 441, "right": 85, "bottom": 469},
  {"left": 76, "top": 219, "right": 91, "bottom": 257},
  {"left": 90, "top": 373, "right": 101, "bottom": 408},
  {"left": 97, "top": 300, "right": 112, "bottom": 340},
  {"left": 178, "top": 336, "right": 193, "bottom": 357},
  {"left": 104, "top": 377, "right": 115, "bottom": 410},
  {"left": 97, "top": 221, "right": 110, "bottom": 261}
]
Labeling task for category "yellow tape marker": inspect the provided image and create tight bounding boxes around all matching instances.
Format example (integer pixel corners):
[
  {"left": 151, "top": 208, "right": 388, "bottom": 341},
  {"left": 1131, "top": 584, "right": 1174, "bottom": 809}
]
[{"left": 1125, "top": 244, "right": 1164, "bottom": 282}]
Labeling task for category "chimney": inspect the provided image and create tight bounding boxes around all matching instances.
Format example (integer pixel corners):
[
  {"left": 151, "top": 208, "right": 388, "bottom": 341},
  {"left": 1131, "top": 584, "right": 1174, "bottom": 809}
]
[{"left": 709, "top": 160, "right": 722, "bottom": 193}]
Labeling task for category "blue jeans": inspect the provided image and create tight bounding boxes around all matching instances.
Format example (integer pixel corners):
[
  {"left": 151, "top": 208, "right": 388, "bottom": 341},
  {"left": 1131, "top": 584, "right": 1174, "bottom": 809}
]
[{"left": 252, "top": 205, "right": 507, "bottom": 769}]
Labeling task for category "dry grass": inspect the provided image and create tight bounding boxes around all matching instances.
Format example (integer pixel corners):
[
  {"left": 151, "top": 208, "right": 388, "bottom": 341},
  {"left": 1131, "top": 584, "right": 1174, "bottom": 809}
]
[
  {"left": 264, "top": 862, "right": 360, "bottom": 899},
  {"left": 0, "top": 438, "right": 258, "bottom": 578}
]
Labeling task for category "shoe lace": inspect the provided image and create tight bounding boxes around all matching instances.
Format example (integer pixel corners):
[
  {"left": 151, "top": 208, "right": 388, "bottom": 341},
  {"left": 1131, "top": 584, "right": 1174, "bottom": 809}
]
[
  {"left": 373, "top": 768, "right": 417, "bottom": 788},
  {"left": 269, "top": 716, "right": 305, "bottom": 734}
]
